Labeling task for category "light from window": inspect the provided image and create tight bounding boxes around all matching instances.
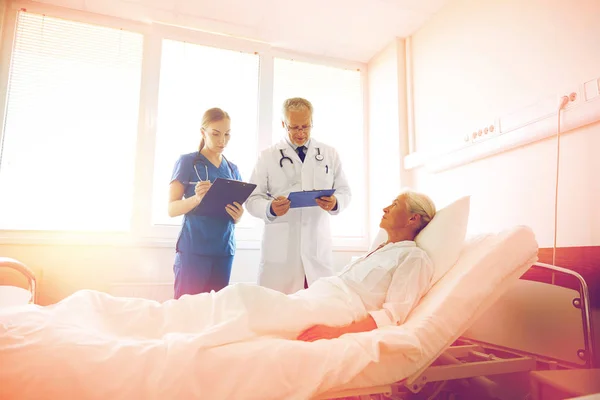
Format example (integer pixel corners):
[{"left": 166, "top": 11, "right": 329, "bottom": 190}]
[
  {"left": 272, "top": 58, "right": 366, "bottom": 239},
  {"left": 151, "top": 39, "right": 260, "bottom": 228},
  {"left": 0, "top": 12, "right": 143, "bottom": 231}
]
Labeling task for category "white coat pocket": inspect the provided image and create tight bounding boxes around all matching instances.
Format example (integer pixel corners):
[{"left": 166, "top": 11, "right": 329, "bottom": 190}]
[
  {"left": 262, "top": 223, "right": 289, "bottom": 263},
  {"left": 313, "top": 164, "right": 334, "bottom": 189}
]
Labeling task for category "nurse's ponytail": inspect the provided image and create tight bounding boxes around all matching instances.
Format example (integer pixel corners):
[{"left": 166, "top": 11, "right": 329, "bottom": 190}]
[{"left": 199, "top": 107, "right": 230, "bottom": 153}]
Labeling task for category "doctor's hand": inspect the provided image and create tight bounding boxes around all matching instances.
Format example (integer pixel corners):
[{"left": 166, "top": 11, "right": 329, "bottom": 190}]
[
  {"left": 297, "top": 324, "right": 344, "bottom": 342},
  {"left": 194, "top": 181, "right": 212, "bottom": 203},
  {"left": 225, "top": 202, "right": 244, "bottom": 223},
  {"left": 271, "top": 196, "right": 291, "bottom": 216},
  {"left": 316, "top": 195, "right": 337, "bottom": 212}
]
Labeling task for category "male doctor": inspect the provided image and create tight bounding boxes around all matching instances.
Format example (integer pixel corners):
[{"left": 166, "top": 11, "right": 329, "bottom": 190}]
[{"left": 246, "top": 97, "right": 352, "bottom": 294}]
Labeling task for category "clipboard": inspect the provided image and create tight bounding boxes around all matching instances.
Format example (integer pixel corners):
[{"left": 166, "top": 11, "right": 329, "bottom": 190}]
[
  {"left": 195, "top": 178, "right": 257, "bottom": 218},
  {"left": 287, "top": 189, "right": 336, "bottom": 208}
]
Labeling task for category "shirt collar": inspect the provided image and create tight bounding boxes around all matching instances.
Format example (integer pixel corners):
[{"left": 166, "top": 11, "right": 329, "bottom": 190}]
[{"left": 284, "top": 136, "right": 311, "bottom": 150}]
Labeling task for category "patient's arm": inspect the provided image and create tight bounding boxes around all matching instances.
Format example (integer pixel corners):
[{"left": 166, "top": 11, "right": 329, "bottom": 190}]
[
  {"left": 297, "top": 249, "right": 433, "bottom": 342},
  {"left": 368, "top": 253, "right": 433, "bottom": 328},
  {"left": 297, "top": 315, "right": 377, "bottom": 342}
]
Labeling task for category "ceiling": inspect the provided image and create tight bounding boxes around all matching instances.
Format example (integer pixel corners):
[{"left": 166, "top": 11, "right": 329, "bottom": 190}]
[{"left": 33, "top": 0, "right": 451, "bottom": 62}]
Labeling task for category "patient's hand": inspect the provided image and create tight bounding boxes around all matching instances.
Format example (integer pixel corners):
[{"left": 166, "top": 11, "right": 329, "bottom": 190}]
[
  {"left": 297, "top": 325, "right": 343, "bottom": 342},
  {"left": 297, "top": 316, "right": 378, "bottom": 342}
]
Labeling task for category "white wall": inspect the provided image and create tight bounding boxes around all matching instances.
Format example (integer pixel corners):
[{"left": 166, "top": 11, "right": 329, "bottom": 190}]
[{"left": 408, "top": 0, "right": 600, "bottom": 247}]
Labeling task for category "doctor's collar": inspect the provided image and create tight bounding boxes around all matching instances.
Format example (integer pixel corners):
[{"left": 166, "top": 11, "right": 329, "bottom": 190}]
[{"left": 284, "top": 136, "right": 311, "bottom": 150}]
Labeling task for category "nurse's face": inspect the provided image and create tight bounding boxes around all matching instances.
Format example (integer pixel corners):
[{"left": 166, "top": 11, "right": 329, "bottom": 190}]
[
  {"left": 202, "top": 118, "right": 231, "bottom": 154},
  {"left": 283, "top": 109, "right": 312, "bottom": 147}
]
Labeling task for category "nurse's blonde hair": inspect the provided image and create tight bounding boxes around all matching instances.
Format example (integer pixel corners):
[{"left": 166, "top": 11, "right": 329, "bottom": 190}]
[
  {"left": 403, "top": 190, "right": 436, "bottom": 234},
  {"left": 281, "top": 97, "right": 313, "bottom": 122},
  {"left": 199, "top": 107, "right": 230, "bottom": 152}
]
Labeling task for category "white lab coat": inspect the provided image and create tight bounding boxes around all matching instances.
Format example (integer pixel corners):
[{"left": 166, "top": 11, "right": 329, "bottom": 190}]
[{"left": 246, "top": 139, "right": 352, "bottom": 294}]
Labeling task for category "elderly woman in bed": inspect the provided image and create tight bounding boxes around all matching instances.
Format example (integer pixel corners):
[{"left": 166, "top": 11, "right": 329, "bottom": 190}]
[
  {"left": 174, "top": 189, "right": 437, "bottom": 347},
  {"left": 296, "top": 189, "right": 436, "bottom": 341}
]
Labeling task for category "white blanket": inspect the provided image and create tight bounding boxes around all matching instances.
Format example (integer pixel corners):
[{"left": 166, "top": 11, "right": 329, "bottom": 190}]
[
  {"left": 0, "top": 277, "right": 421, "bottom": 400},
  {"left": 0, "top": 226, "right": 538, "bottom": 399}
]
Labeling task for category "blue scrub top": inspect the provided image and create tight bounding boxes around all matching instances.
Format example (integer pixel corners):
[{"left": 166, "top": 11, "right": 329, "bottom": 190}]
[{"left": 171, "top": 152, "right": 242, "bottom": 256}]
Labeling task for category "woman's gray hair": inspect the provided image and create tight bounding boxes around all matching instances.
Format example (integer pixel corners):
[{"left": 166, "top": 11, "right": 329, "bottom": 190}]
[
  {"left": 282, "top": 97, "right": 313, "bottom": 121},
  {"left": 403, "top": 190, "right": 436, "bottom": 234}
]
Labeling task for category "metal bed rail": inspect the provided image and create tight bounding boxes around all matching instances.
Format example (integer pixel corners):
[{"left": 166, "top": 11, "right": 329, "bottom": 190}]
[
  {"left": 0, "top": 256, "right": 37, "bottom": 304},
  {"left": 527, "top": 262, "right": 596, "bottom": 368}
]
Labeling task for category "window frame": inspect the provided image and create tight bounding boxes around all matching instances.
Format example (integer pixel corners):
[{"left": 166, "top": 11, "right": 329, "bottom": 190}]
[{"left": 0, "top": 1, "right": 370, "bottom": 251}]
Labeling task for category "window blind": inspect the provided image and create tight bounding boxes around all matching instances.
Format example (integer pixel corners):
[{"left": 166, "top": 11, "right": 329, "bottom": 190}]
[{"left": 0, "top": 12, "right": 143, "bottom": 231}]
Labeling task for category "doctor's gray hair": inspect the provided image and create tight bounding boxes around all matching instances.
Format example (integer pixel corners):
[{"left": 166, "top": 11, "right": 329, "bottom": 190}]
[
  {"left": 281, "top": 97, "right": 313, "bottom": 121},
  {"left": 404, "top": 190, "right": 436, "bottom": 234}
]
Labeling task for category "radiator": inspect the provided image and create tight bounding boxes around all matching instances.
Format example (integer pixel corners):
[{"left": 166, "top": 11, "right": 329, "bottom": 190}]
[{"left": 109, "top": 282, "right": 174, "bottom": 303}]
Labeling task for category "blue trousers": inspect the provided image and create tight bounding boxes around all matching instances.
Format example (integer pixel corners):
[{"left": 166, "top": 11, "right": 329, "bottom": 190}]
[{"left": 173, "top": 252, "right": 234, "bottom": 299}]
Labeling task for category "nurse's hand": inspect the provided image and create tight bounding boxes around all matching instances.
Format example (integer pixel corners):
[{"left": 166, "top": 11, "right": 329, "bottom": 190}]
[
  {"left": 271, "top": 196, "right": 291, "bottom": 216},
  {"left": 316, "top": 195, "right": 337, "bottom": 212},
  {"left": 194, "top": 181, "right": 211, "bottom": 203},
  {"left": 225, "top": 202, "right": 244, "bottom": 223}
]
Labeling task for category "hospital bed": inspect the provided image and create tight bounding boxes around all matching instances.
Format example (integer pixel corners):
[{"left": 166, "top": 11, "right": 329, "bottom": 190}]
[
  {"left": 318, "top": 260, "right": 597, "bottom": 399},
  {"left": 0, "top": 225, "right": 596, "bottom": 400}
]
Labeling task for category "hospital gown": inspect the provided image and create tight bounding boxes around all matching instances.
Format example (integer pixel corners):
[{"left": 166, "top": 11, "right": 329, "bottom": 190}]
[{"left": 338, "top": 240, "right": 434, "bottom": 327}]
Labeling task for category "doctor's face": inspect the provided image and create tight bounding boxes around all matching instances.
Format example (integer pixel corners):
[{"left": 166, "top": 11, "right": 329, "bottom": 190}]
[
  {"left": 202, "top": 118, "right": 231, "bottom": 154},
  {"left": 380, "top": 194, "right": 412, "bottom": 231},
  {"left": 283, "top": 109, "right": 312, "bottom": 147}
]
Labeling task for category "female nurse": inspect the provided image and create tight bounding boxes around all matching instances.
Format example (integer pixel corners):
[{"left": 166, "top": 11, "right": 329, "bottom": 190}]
[{"left": 168, "top": 108, "right": 244, "bottom": 299}]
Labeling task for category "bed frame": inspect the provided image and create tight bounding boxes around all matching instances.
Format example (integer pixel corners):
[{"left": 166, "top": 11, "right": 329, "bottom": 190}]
[
  {"left": 317, "top": 262, "right": 596, "bottom": 400},
  {"left": 0, "top": 256, "right": 37, "bottom": 305}
]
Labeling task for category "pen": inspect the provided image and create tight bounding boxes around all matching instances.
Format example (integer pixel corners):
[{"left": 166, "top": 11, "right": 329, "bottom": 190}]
[
  {"left": 266, "top": 192, "right": 276, "bottom": 199},
  {"left": 325, "top": 165, "right": 328, "bottom": 174},
  {"left": 184, "top": 181, "right": 200, "bottom": 185}
]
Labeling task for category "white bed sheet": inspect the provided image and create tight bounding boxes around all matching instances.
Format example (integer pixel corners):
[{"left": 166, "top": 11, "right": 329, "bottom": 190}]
[{"left": 0, "top": 226, "right": 538, "bottom": 400}]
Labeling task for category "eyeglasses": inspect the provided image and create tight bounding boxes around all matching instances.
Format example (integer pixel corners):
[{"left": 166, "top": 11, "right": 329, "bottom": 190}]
[{"left": 285, "top": 123, "right": 313, "bottom": 133}]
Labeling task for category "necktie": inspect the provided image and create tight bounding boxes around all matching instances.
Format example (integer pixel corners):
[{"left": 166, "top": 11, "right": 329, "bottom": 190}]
[{"left": 297, "top": 146, "right": 306, "bottom": 163}]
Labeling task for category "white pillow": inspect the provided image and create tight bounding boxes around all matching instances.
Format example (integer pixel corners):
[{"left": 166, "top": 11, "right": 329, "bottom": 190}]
[
  {"left": 415, "top": 195, "right": 471, "bottom": 285},
  {"left": 368, "top": 195, "right": 471, "bottom": 285}
]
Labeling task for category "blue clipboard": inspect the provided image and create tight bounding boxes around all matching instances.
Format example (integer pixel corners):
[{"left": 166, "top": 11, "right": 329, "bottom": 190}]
[
  {"left": 287, "top": 189, "right": 336, "bottom": 208},
  {"left": 195, "top": 178, "right": 257, "bottom": 218}
]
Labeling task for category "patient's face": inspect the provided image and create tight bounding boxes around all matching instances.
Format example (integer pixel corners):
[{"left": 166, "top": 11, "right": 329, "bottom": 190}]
[{"left": 380, "top": 195, "right": 411, "bottom": 231}]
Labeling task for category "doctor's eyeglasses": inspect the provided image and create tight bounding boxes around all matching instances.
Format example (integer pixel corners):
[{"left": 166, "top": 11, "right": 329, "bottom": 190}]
[{"left": 285, "top": 123, "right": 313, "bottom": 133}]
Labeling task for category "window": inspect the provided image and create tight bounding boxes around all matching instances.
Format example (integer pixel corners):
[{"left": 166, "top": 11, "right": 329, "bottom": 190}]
[
  {"left": 150, "top": 39, "right": 260, "bottom": 230},
  {"left": 0, "top": 12, "right": 143, "bottom": 231},
  {"left": 272, "top": 58, "right": 366, "bottom": 241},
  {"left": 0, "top": 7, "right": 368, "bottom": 249}
]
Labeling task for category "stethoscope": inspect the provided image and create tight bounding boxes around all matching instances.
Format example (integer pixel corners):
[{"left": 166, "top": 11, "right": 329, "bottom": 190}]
[
  {"left": 278, "top": 147, "right": 324, "bottom": 167},
  {"left": 192, "top": 153, "right": 235, "bottom": 182}
]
